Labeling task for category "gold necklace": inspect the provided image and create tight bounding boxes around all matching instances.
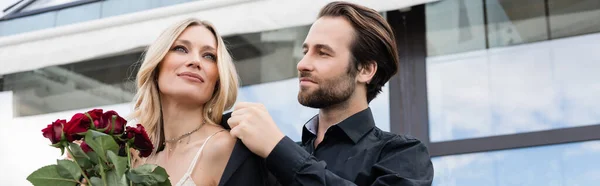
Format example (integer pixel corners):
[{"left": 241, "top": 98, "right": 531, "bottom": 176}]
[{"left": 163, "top": 122, "right": 205, "bottom": 148}]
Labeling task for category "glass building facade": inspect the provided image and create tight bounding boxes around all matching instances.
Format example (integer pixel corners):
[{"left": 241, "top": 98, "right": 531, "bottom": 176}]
[{"left": 1, "top": 0, "right": 599, "bottom": 185}]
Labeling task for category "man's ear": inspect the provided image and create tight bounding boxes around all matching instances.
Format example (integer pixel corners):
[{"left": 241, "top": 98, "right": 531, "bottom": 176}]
[{"left": 357, "top": 61, "right": 377, "bottom": 84}]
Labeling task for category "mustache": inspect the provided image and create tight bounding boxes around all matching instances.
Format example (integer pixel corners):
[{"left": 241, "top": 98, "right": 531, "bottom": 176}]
[
  {"left": 299, "top": 72, "right": 318, "bottom": 82},
  {"left": 299, "top": 72, "right": 311, "bottom": 78}
]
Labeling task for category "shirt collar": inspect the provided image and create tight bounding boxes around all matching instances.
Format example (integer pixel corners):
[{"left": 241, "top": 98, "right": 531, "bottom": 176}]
[
  {"left": 302, "top": 115, "right": 318, "bottom": 143},
  {"left": 302, "top": 108, "right": 375, "bottom": 144}
]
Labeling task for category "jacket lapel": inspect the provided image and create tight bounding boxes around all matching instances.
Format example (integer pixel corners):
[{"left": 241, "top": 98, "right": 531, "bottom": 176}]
[
  {"left": 218, "top": 112, "right": 252, "bottom": 186},
  {"left": 218, "top": 140, "right": 252, "bottom": 185}
]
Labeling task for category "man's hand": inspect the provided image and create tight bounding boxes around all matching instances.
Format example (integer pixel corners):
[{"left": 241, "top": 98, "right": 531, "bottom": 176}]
[{"left": 227, "top": 102, "right": 285, "bottom": 158}]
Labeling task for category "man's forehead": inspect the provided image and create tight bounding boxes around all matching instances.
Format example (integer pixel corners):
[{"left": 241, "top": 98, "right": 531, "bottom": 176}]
[{"left": 304, "top": 17, "right": 354, "bottom": 48}]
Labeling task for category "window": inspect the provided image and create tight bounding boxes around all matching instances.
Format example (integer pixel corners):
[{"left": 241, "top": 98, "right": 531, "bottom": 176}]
[
  {"left": 486, "top": 0, "right": 548, "bottom": 47},
  {"left": 2, "top": 52, "right": 140, "bottom": 116},
  {"left": 425, "top": 0, "right": 600, "bottom": 142},
  {"left": 426, "top": 0, "right": 486, "bottom": 56},
  {"left": 433, "top": 140, "right": 600, "bottom": 186},
  {"left": 224, "top": 26, "right": 309, "bottom": 86},
  {"left": 20, "top": 0, "right": 83, "bottom": 12},
  {"left": 1, "top": 0, "right": 101, "bottom": 21},
  {"left": 548, "top": 0, "right": 600, "bottom": 39}
]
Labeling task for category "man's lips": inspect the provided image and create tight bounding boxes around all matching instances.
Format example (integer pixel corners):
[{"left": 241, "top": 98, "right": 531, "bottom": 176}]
[{"left": 299, "top": 77, "right": 316, "bottom": 83}]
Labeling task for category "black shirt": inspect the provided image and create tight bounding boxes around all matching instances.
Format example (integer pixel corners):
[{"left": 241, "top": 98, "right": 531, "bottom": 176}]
[{"left": 266, "top": 108, "right": 434, "bottom": 186}]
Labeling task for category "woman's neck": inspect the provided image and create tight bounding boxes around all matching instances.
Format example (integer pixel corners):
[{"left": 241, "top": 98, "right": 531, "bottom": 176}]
[{"left": 160, "top": 97, "right": 206, "bottom": 142}]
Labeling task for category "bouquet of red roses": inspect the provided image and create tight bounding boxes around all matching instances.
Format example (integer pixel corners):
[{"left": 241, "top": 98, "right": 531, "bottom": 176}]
[{"left": 27, "top": 109, "right": 171, "bottom": 186}]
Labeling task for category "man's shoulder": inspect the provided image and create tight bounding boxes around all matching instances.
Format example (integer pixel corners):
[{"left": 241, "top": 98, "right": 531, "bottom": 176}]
[{"left": 372, "top": 127, "right": 425, "bottom": 146}]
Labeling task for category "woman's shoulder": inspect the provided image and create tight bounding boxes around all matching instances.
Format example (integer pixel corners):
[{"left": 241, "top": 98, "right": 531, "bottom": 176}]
[
  {"left": 201, "top": 128, "right": 235, "bottom": 160},
  {"left": 208, "top": 129, "right": 236, "bottom": 151}
]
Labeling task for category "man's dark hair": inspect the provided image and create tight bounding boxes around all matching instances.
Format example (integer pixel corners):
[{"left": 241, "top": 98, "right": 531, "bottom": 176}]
[{"left": 318, "top": 1, "right": 399, "bottom": 102}]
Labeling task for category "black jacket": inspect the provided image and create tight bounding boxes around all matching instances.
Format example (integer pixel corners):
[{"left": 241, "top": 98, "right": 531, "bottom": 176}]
[{"left": 218, "top": 113, "right": 279, "bottom": 186}]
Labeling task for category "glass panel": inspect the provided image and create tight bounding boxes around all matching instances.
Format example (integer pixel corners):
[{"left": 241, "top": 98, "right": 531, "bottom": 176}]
[
  {"left": 427, "top": 0, "right": 600, "bottom": 142},
  {"left": 225, "top": 26, "right": 309, "bottom": 86},
  {"left": 20, "top": 0, "right": 82, "bottom": 12},
  {"left": 0, "top": 0, "right": 22, "bottom": 15},
  {"left": 433, "top": 140, "right": 600, "bottom": 186},
  {"left": 548, "top": 0, "right": 600, "bottom": 39},
  {"left": 2, "top": 52, "right": 141, "bottom": 116},
  {"left": 426, "top": 0, "right": 486, "bottom": 56},
  {"left": 1, "top": 11, "right": 55, "bottom": 36},
  {"left": 158, "top": 0, "right": 194, "bottom": 7},
  {"left": 55, "top": 2, "right": 100, "bottom": 26},
  {"left": 428, "top": 33, "right": 600, "bottom": 142},
  {"left": 101, "top": 0, "right": 155, "bottom": 18},
  {"left": 486, "top": 0, "right": 548, "bottom": 48}
]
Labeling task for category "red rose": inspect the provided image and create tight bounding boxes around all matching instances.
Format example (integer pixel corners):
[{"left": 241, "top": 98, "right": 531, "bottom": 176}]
[
  {"left": 64, "top": 113, "right": 91, "bottom": 142},
  {"left": 42, "top": 119, "right": 65, "bottom": 144},
  {"left": 98, "top": 110, "right": 126, "bottom": 134},
  {"left": 87, "top": 109, "right": 104, "bottom": 128},
  {"left": 126, "top": 124, "right": 153, "bottom": 157},
  {"left": 80, "top": 141, "right": 93, "bottom": 153}
]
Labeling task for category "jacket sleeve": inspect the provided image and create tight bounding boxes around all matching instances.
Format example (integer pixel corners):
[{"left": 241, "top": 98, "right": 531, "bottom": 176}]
[{"left": 265, "top": 136, "right": 433, "bottom": 186}]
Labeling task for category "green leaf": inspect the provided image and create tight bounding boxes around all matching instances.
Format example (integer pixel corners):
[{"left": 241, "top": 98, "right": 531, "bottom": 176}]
[
  {"left": 107, "top": 151, "right": 128, "bottom": 178},
  {"left": 88, "top": 151, "right": 99, "bottom": 164},
  {"left": 157, "top": 180, "right": 172, "bottom": 186},
  {"left": 69, "top": 143, "right": 93, "bottom": 169},
  {"left": 151, "top": 166, "right": 169, "bottom": 183},
  {"left": 85, "top": 131, "right": 119, "bottom": 163},
  {"left": 69, "top": 142, "right": 90, "bottom": 159},
  {"left": 98, "top": 156, "right": 108, "bottom": 186},
  {"left": 106, "top": 170, "right": 128, "bottom": 186},
  {"left": 27, "top": 165, "right": 78, "bottom": 186},
  {"left": 89, "top": 177, "right": 104, "bottom": 186},
  {"left": 56, "top": 160, "right": 81, "bottom": 180},
  {"left": 93, "top": 164, "right": 104, "bottom": 175},
  {"left": 127, "top": 164, "right": 171, "bottom": 185}
]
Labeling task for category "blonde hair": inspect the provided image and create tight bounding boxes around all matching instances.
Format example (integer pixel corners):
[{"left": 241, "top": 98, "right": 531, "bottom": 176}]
[{"left": 131, "top": 18, "right": 238, "bottom": 156}]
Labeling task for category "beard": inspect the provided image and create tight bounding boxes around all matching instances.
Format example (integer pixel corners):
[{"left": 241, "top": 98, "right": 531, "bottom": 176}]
[{"left": 297, "top": 71, "right": 356, "bottom": 109}]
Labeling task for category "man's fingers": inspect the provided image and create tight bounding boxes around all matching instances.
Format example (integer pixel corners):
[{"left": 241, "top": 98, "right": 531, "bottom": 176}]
[
  {"left": 229, "top": 124, "right": 243, "bottom": 140},
  {"left": 234, "top": 102, "right": 264, "bottom": 111},
  {"left": 231, "top": 107, "right": 251, "bottom": 117},
  {"left": 233, "top": 102, "right": 251, "bottom": 110},
  {"left": 227, "top": 116, "right": 242, "bottom": 129}
]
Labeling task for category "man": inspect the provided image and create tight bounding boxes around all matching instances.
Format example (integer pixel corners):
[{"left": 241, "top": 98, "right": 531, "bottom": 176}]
[{"left": 227, "top": 2, "right": 434, "bottom": 185}]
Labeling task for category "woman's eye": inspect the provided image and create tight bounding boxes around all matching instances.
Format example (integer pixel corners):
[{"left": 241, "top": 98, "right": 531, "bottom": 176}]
[
  {"left": 173, "top": 46, "right": 188, "bottom": 53},
  {"left": 204, "top": 53, "right": 217, "bottom": 61}
]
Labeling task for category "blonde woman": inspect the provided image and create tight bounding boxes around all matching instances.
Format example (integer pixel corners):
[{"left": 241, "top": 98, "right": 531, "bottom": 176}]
[{"left": 131, "top": 18, "right": 276, "bottom": 186}]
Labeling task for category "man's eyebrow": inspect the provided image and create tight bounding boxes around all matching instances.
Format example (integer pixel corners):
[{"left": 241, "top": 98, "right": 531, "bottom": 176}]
[{"left": 314, "top": 44, "right": 335, "bottom": 53}]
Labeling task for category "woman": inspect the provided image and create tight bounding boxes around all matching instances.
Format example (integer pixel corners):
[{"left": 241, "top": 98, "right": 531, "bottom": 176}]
[{"left": 131, "top": 18, "right": 276, "bottom": 186}]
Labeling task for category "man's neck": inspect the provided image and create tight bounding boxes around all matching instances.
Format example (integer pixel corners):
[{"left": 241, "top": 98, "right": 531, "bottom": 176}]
[
  {"left": 160, "top": 96, "right": 206, "bottom": 142},
  {"left": 314, "top": 95, "right": 368, "bottom": 148}
]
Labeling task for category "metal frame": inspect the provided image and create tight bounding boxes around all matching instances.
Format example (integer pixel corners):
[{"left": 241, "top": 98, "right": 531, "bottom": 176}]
[
  {"left": 1, "top": 0, "right": 103, "bottom": 21},
  {"left": 387, "top": 5, "right": 430, "bottom": 146},
  {"left": 430, "top": 124, "right": 600, "bottom": 157},
  {"left": 386, "top": 4, "right": 600, "bottom": 158}
]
